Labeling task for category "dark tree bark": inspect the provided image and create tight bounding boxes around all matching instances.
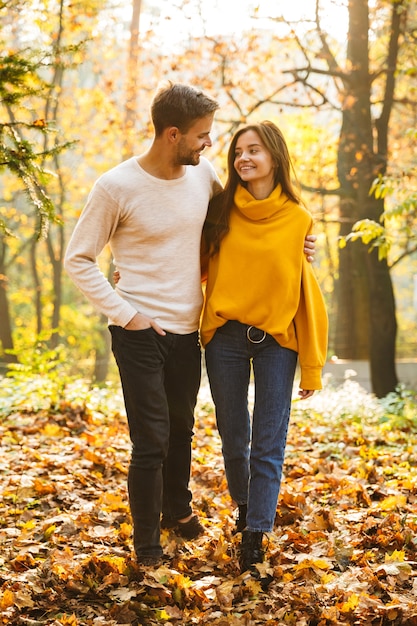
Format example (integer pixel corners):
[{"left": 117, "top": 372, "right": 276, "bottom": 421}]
[{"left": 333, "top": 0, "right": 404, "bottom": 395}]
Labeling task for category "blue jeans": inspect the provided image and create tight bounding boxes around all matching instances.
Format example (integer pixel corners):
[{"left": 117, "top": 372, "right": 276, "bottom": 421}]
[
  {"left": 205, "top": 320, "right": 297, "bottom": 532},
  {"left": 110, "top": 325, "right": 201, "bottom": 558}
]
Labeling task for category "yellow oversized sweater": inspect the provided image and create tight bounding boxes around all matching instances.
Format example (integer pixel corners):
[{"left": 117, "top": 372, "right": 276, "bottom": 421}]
[{"left": 200, "top": 184, "right": 328, "bottom": 390}]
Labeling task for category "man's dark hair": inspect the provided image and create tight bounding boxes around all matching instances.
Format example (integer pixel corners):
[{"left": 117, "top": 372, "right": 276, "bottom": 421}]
[{"left": 151, "top": 82, "right": 219, "bottom": 135}]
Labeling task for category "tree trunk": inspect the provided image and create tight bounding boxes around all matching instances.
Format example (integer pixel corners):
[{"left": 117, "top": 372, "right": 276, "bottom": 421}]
[
  {"left": 123, "top": 0, "right": 142, "bottom": 160},
  {"left": 93, "top": 258, "right": 114, "bottom": 383},
  {"left": 0, "top": 243, "right": 17, "bottom": 368},
  {"left": 366, "top": 249, "right": 398, "bottom": 397},
  {"left": 93, "top": 319, "right": 112, "bottom": 383},
  {"left": 46, "top": 224, "right": 64, "bottom": 349},
  {"left": 30, "top": 237, "right": 42, "bottom": 335},
  {"left": 93, "top": 0, "right": 143, "bottom": 383},
  {"left": 334, "top": 0, "right": 400, "bottom": 396},
  {"left": 43, "top": 0, "right": 65, "bottom": 349}
]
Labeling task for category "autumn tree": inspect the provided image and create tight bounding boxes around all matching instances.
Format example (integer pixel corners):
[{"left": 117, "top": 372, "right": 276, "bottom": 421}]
[
  {"left": 0, "top": 46, "right": 67, "bottom": 363},
  {"left": 3, "top": 0, "right": 415, "bottom": 390},
  {"left": 270, "top": 0, "right": 414, "bottom": 397},
  {"left": 335, "top": 0, "right": 404, "bottom": 396},
  {"left": 92, "top": 0, "right": 143, "bottom": 382},
  {"left": 1, "top": 0, "right": 133, "bottom": 376},
  {"left": 185, "top": 0, "right": 415, "bottom": 396}
]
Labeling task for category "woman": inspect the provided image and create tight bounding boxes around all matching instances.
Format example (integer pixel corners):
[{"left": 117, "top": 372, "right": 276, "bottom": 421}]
[{"left": 201, "top": 121, "right": 328, "bottom": 576}]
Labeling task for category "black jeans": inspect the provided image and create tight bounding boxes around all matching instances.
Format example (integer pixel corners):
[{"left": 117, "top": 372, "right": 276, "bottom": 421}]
[{"left": 109, "top": 325, "right": 201, "bottom": 558}]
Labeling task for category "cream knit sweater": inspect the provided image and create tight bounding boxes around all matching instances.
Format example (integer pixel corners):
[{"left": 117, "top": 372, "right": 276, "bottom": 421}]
[{"left": 65, "top": 156, "right": 221, "bottom": 334}]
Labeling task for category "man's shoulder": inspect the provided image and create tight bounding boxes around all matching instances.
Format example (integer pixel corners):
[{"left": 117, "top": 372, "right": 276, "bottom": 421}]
[
  {"left": 99, "top": 157, "right": 137, "bottom": 181},
  {"left": 188, "top": 156, "right": 219, "bottom": 182},
  {"left": 93, "top": 158, "right": 139, "bottom": 197},
  {"left": 197, "top": 156, "right": 215, "bottom": 172}
]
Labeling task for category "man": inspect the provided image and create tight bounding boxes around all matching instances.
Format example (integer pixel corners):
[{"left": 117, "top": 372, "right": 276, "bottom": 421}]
[{"left": 65, "top": 82, "right": 316, "bottom": 565}]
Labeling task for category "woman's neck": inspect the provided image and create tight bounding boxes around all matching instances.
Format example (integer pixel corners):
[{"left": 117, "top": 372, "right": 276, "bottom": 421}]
[{"left": 246, "top": 180, "right": 275, "bottom": 200}]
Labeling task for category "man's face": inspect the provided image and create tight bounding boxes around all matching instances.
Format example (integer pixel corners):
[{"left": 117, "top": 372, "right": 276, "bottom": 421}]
[{"left": 175, "top": 114, "right": 214, "bottom": 166}]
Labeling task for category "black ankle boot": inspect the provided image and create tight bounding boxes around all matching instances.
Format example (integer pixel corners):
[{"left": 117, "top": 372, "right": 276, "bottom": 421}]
[
  {"left": 233, "top": 504, "right": 247, "bottom": 534},
  {"left": 239, "top": 529, "right": 264, "bottom": 573}
]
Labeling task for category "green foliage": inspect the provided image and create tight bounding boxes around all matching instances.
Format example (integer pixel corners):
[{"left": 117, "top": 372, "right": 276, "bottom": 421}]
[
  {"left": 0, "top": 359, "right": 124, "bottom": 427},
  {"left": 378, "top": 384, "right": 417, "bottom": 432},
  {"left": 0, "top": 50, "right": 73, "bottom": 238},
  {"left": 339, "top": 217, "right": 390, "bottom": 261},
  {"left": 1, "top": 331, "right": 75, "bottom": 414},
  {"left": 0, "top": 326, "right": 122, "bottom": 415},
  {"left": 342, "top": 125, "right": 417, "bottom": 266},
  {"left": 0, "top": 370, "right": 123, "bottom": 419},
  {"left": 0, "top": 50, "right": 44, "bottom": 105}
]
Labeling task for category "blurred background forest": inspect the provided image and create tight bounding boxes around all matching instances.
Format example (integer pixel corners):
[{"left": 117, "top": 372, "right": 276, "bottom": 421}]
[{"left": 0, "top": 0, "right": 416, "bottom": 398}]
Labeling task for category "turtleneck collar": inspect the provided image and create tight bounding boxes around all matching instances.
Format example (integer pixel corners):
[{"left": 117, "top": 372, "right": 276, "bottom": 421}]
[{"left": 234, "top": 183, "right": 288, "bottom": 221}]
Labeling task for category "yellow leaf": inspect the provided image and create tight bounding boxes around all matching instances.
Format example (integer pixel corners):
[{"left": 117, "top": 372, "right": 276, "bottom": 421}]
[
  {"left": 99, "top": 492, "right": 128, "bottom": 511},
  {"left": 43, "top": 524, "right": 57, "bottom": 540},
  {"left": 243, "top": 576, "right": 263, "bottom": 595},
  {"left": 340, "top": 593, "right": 360, "bottom": 612},
  {"left": 378, "top": 495, "right": 407, "bottom": 511},
  {"left": 154, "top": 609, "right": 171, "bottom": 621},
  {"left": 0, "top": 589, "right": 14, "bottom": 610},
  {"left": 100, "top": 555, "right": 127, "bottom": 573},
  {"left": 114, "top": 462, "right": 128, "bottom": 474},
  {"left": 321, "top": 572, "right": 336, "bottom": 584},
  {"left": 117, "top": 522, "right": 132, "bottom": 540},
  {"left": 52, "top": 564, "right": 67, "bottom": 578},
  {"left": 212, "top": 535, "right": 231, "bottom": 562},
  {"left": 21, "top": 519, "right": 36, "bottom": 531},
  {"left": 295, "top": 558, "right": 331, "bottom": 571},
  {"left": 385, "top": 550, "right": 405, "bottom": 563},
  {"left": 42, "top": 423, "right": 63, "bottom": 437},
  {"left": 58, "top": 614, "right": 78, "bottom": 625},
  {"left": 170, "top": 573, "right": 193, "bottom": 589}
]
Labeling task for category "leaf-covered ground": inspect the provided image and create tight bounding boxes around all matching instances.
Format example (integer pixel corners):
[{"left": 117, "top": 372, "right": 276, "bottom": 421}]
[{"left": 1, "top": 376, "right": 417, "bottom": 625}]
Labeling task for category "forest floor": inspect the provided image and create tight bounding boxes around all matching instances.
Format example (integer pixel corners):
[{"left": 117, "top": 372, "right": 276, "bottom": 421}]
[{"left": 1, "top": 376, "right": 417, "bottom": 625}]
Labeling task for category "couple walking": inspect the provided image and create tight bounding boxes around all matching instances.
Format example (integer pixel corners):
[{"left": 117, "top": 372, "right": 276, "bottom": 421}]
[{"left": 65, "top": 82, "right": 328, "bottom": 577}]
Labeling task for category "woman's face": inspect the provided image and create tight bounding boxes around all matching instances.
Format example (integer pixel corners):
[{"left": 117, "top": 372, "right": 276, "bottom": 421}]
[{"left": 233, "top": 130, "right": 275, "bottom": 189}]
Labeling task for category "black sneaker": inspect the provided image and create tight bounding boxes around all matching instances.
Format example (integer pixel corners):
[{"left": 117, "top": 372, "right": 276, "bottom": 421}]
[
  {"left": 161, "top": 514, "right": 204, "bottom": 539},
  {"left": 239, "top": 530, "right": 265, "bottom": 573},
  {"left": 160, "top": 516, "right": 177, "bottom": 530},
  {"left": 233, "top": 503, "right": 247, "bottom": 534},
  {"left": 136, "top": 553, "right": 164, "bottom": 567}
]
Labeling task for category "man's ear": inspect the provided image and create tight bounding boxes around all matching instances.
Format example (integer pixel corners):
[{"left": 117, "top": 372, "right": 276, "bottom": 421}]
[{"left": 166, "top": 126, "right": 180, "bottom": 143}]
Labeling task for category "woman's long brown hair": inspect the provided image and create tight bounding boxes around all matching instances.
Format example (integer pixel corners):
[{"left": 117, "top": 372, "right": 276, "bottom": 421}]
[{"left": 203, "top": 121, "right": 301, "bottom": 257}]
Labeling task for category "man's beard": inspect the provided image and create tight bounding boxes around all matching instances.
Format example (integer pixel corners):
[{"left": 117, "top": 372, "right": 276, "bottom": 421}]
[{"left": 176, "top": 141, "right": 202, "bottom": 166}]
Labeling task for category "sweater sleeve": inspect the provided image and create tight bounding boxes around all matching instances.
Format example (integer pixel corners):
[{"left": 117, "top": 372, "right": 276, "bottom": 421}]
[
  {"left": 293, "top": 258, "right": 328, "bottom": 390},
  {"left": 64, "top": 183, "right": 138, "bottom": 328}
]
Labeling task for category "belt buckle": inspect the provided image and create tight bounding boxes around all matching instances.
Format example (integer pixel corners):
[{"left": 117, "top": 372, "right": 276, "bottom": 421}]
[{"left": 246, "top": 325, "right": 266, "bottom": 344}]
